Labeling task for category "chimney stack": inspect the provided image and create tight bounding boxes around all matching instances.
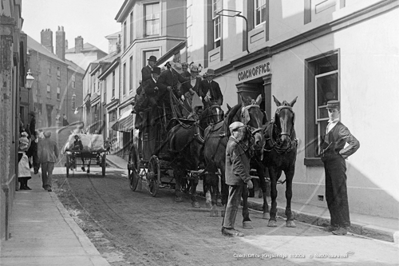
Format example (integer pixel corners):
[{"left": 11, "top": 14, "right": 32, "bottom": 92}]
[
  {"left": 56, "top": 26, "right": 66, "bottom": 61},
  {"left": 41, "top": 29, "right": 54, "bottom": 53},
  {"left": 75, "top": 36, "right": 84, "bottom": 53}
]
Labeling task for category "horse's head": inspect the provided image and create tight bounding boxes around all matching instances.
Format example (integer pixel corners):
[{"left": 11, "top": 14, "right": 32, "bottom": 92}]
[
  {"left": 273, "top": 95, "right": 297, "bottom": 143},
  {"left": 240, "top": 94, "right": 268, "bottom": 153},
  {"left": 199, "top": 104, "right": 224, "bottom": 129}
]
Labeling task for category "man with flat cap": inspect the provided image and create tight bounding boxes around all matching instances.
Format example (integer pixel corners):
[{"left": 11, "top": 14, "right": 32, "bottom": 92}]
[
  {"left": 142, "top": 55, "right": 157, "bottom": 83},
  {"left": 222, "top": 121, "right": 254, "bottom": 237},
  {"left": 320, "top": 100, "right": 360, "bottom": 235}
]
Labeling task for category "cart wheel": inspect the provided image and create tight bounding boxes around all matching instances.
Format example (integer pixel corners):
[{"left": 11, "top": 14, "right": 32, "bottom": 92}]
[
  {"left": 66, "top": 154, "right": 70, "bottom": 178},
  {"left": 128, "top": 145, "right": 141, "bottom": 191},
  {"left": 147, "top": 155, "right": 160, "bottom": 197},
  {"left": 102, "top": 154, "right": 106, "bottom": 176}
]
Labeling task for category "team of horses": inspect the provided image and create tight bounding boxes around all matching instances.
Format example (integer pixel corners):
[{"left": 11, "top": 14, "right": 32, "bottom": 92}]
[{"left": 138, "top": 92, "right": 298, "bottom": 228}]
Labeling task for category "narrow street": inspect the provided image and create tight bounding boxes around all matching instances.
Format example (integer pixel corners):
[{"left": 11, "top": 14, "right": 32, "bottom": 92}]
[{"left": 52, "top": 167, "right": 398, "bottom": 266}]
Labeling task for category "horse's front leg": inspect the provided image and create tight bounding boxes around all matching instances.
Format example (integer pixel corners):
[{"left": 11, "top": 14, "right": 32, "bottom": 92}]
[
  {"left": 268, "top": 168, "right": 279, "bottom": 227},
  {"left": 242, "top": 185, "right": 253, "bottom": 229},
  {"left": 285, "top": 168, "right": 296, "bottom": 227},
  {"left": 190, "top": 174, "right": 200, "bottom": 208},
  {"left": 255, "top": 163, "right": 270, "bottom": 219},
  {"left": 204, "top": 172, "right": 219, "bottom": 217}
]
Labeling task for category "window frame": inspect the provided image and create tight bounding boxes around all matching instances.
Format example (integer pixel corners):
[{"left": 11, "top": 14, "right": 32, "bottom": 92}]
[
  {"left": 254, "top": 0, "right": 267, "bottom": 27},
  {"left": 130, "top": 11, "right": 134, "bottom": 44},
  {"left": 129, "top": 56, "right": 133, "bottom": 92},
  {"left": 112, "top": 71, "right": 115, "bottom": 98},
  {"left": 123, "top": 63, "right": 126, "bottom": 96},
  {"left": 304, "top": 51, "right": 340, "bottom": 166},
  {"left": 46, "top": 84, "right": 51, "bottom": 99},
  {"left": 212, "top": 0, "right": 222, "bottom": 48},
  {"left": 56, "top": 87, "right": 61, "bottom": 100},
  {"left": 144, "top": 2, "right": 160, "bottom": 37}
]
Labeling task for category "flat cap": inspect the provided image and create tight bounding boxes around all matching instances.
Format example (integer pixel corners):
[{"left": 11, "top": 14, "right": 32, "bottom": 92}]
[
  {"left": 229, "top": 121, "right": 245, "bottom": 133},
  {"left": 326, "top": 100, "right": 340, "bottom": 109}
]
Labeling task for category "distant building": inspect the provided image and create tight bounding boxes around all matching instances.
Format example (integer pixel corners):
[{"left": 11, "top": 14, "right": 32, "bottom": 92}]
[
  {"left": 27, "top": 27, "right": 84, "bottom": 128},
  {"left": 65, "top": 36, "right": 108, "bottom": 70}
]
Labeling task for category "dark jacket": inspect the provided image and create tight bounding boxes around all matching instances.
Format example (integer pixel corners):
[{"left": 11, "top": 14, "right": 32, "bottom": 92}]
[
  {"left": 141, "top": 65, "right": 153, "bottom": 83},
  {"left": 199, "top": 80, "right": 223, "bottom": 105},
  {"left": 157, "top": 69, "right": 187, "bottom": 100},
  {"left": 37, "top": 138, "right": 59, "bottom": 163},
  {"left": 72, "top": 139, "right": 83, "bottom": 151},
  {"left": 142, "top": 78, "right": 159, "bottom": 106},
  {"left": 225, "top": 136, "right": 252, "bottom": 185},
  {"left": 321, "top": 121, "right": 360, "bottom": 161}
]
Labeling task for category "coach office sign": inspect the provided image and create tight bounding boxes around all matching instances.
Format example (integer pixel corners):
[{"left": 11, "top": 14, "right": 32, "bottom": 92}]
[{"left": 237, "top": 60, "right": 271, "bottom": 82}]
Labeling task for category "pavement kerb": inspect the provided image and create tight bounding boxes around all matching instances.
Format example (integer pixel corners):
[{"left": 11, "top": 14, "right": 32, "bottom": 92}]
[
  {"left": 49, "top": 191, "right": 111, "bottom": 266},
  {"left": 247, "top": 200, "right": 398, "bottom": 243}
]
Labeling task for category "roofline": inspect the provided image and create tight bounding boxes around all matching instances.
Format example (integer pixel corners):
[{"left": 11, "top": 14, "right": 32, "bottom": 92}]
[
  {"left": 99, "top": 58, "right": 120, "bottom": 80},
  {"left": 115, "top": 0, "right": 135, "bottom": 22}
]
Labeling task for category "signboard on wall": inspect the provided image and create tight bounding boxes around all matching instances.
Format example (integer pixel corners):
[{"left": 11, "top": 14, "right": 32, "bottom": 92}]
[{"left": 237, "top": 60, "right": 271, "bottom": 82}]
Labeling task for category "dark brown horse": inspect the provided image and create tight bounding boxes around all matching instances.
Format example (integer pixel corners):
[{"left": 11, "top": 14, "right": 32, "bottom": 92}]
[
  {"left": 263, "top": 96, "right": 298, "bottom": 227},
  {"left": 166, "top": 120, "right": 204, "bottom": 206},
  {"left": 202, "top": 95, "right": 267, "bottom": 225}
]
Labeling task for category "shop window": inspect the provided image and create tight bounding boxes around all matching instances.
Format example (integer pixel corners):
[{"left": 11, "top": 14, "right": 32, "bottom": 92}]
[
  {"left": 144, "top": 3, "right": 160, "bottom": 36},
  {"left": 305, "top": 52, "right": 339, "bottom": 165}
]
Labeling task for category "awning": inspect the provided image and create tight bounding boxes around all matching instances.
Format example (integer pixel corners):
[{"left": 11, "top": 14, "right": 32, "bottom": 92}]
[{"left": 112, "top": 113, "right": 134, "bottom": 132}]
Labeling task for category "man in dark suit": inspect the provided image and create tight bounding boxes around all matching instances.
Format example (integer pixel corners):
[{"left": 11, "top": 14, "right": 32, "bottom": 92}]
[
  {"left": 142, "top": 66, "right": 161, "bottom": 107},
  {"left": 141, "top": 55, "right": 157, "bottom": 83},
  {"left": 199, "top": 69, "right": 223, "bottom": 108},
  {"left": 320, "top": 100, "right": 360, "bottom": 235},
  {"left": 157, "top": 62, "right": 189, "bottom": 120}
]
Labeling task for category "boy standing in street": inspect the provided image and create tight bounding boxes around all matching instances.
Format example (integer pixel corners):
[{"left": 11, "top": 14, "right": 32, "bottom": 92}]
[
  {"left": 222, "top": 122, "right": 253, "bottom": 237},
  {"left": 321, "top": 100, "right": 360, "bottom": 235}
]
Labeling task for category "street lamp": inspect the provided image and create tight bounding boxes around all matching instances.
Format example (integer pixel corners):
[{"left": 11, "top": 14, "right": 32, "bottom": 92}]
[
  {"left": 25, "top": 69, "right": 34, "bottom": 112},
  {"left": 216, "top": 9, "right": 249, "bottom": 54}
]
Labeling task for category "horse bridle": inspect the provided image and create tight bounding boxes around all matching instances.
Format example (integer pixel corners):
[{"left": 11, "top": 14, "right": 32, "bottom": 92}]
[{"left": 275, "top": 106, "right": 295, "bottom": 138}]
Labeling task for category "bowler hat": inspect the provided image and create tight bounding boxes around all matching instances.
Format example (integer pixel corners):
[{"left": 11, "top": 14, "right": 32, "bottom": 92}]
[
  {"left": 152, "top": 67, "right": 161, "bottom": 75},
  {"left": 326, "top": 100, "right": 340, "bottom": 109},
  {"left": 204, "top": 69, "right": 216, "bottom": 77},
  {"left": 229, "top": 121, "right": 245, "bottom": 133},
  {"left": 147, "top": 55, "right": 157, "bottom": 62}
]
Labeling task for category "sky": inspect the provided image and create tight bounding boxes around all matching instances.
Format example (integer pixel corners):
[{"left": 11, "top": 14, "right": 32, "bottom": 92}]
[{"left": 22, "top": 0, "right": 125, "bottom": 53}]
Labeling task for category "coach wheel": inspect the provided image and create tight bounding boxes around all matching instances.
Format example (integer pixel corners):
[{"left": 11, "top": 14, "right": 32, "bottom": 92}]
[{"left": 147, "top": 155, "right": 160, "bottom": 197}]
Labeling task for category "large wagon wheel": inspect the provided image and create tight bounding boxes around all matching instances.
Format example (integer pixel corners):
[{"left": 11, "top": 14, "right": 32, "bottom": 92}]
[
  {"left": 101, "top": 153, "right": 106, "bottom": 176},
  {"left": 147, "top": 155, "right": 160, "bottom": 197},
  {"left": 128, "top": 145, "right": 140, "bottom": 191}
]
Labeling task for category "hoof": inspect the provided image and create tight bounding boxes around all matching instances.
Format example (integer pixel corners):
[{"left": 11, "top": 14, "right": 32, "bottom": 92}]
[
  {"left": 286, "top": 220, "right": 296, "bottom": 228},
  {"left": 242, "top": 221, "right": 253, "bottom": 229},
  {"left": 210, "top": 209, "right": 218, "bottom": 217},
  {"left": 175, "top": 196, "right": 183, "bottom": 202},
  {"left": 192, "top": 201, "right": 200, "bottom": 208},
  {"left": 262, "top": 212, "right": 270, "bottom": 220},
  {"left": 216, "top": 198, "right": 223, "bottom": 207},
  {"left": 267, "top": 220, "right": 278, "bottom": 227}
]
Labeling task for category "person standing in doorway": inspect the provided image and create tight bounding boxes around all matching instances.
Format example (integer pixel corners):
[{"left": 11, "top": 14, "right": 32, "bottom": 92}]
[
  {"left": 321, "top": 100, "right": 360, "bottom": 235},
  {"left": 18, "top": 131, "right": 32, "bottom": 190},
  {"left": 37, "top": 131, "right": 59, "bottom": 192},
  {"left": 222, "top": 122, "right": 253, "bottom": 237}
]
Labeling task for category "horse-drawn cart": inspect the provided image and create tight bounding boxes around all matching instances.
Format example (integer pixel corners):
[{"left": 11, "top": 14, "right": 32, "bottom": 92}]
[
  {"left": 63, "top": 133, "right": 107, "bottom": 177},
  {"left": 128, "top": 90, "right": 205, "bottom": 203},
  {"left": 65, "top": 150, "right": 107, "bottom": 177}
]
